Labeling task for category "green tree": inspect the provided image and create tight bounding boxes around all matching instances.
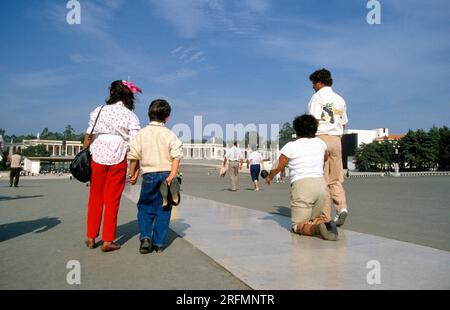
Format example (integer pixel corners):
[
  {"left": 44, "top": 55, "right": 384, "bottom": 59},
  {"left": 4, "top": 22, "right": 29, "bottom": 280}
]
[
  {"left": 354, "top": 142, "right": 384, "bottom": 172},
  {"left": 438, "top": 126, "right": 450, "bottom": 170},
  {"left": 278, "top": 122, "right": 295, "bottom": 148},
  {"left": 377, "top": 139, "right": 395, "bottom": 171},
  {"left": 64, "top": 125, "right": 75, "bottom": 140},
  {"left": 22, "top": 144, "right": 51, "bottom": 157},
  {"left": 426, "top": 126, "right": 440, "bottom": 170},
  {"left": 400, "top": 129, "right": 422, "bottom": 170},
  {"left": 40, "top": 128, "right": 49, "bottom": 139},
  {"left": 400, "top": 129, "right": 439, "bottom": 171}
]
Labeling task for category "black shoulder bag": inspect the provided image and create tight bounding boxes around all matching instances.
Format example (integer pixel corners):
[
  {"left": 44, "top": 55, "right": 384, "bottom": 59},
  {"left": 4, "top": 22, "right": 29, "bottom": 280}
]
[{"left": 70, "top": 106, "right": 104, "bottom": 183}]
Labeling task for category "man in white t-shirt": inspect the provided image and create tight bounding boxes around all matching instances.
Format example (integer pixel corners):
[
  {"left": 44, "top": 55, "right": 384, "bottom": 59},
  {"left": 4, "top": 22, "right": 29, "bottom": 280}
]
[
  {"left": 223, "top": 141, "right": 243, "bottom": 191},
  {"left": 265, "top": 115, "right": 338, "bottom": 241},
  {"left": 308, "top": 68, "right": 348, "bottom": 227}
]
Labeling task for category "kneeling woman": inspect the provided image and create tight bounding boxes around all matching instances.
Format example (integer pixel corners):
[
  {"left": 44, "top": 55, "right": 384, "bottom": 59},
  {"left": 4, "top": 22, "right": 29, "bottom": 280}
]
[{"left": 265, "top": 114, "right": 337, "bottom": 241}]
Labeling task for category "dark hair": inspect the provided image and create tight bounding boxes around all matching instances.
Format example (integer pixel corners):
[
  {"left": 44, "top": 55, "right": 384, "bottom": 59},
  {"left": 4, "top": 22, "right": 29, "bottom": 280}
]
[
  {"left": 233, "top": 141, "right": 238, "bottom": 146},
  {"left": 106, "top": 80, "right": 135, "bottom": 110},
  {"left": 309, "top": 68, "right": 333, "bottom": 86},
  {"left": 148, "top": 99, "right": 171, "bottom": 122},
  {"left": 293, "top": 114, "right": 318, "bottom": 138}
]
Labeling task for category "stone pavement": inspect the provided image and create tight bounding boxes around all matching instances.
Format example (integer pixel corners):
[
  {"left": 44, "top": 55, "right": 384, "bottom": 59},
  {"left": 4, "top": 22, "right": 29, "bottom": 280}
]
[
  {"left": 122, "top": 189, "right": 450, "bottom": 289},
  {"left": 180, "top": 165, "right": 450, "bottom": 252},
  {"left": 0, "top": 179, "right": 249, "bottom": 290}
]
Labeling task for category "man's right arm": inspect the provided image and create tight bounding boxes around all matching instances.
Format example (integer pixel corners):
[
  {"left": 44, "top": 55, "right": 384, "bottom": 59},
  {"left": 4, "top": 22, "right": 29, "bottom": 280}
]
[{"left": 308, "top": 95, "right": 322, "bottom": 120}]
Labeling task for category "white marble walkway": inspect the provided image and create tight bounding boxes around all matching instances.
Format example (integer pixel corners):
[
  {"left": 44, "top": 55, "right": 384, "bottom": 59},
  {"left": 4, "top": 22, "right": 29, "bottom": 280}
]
[{"left": 124, "top": 186, "right": 450, "bottom": 290}]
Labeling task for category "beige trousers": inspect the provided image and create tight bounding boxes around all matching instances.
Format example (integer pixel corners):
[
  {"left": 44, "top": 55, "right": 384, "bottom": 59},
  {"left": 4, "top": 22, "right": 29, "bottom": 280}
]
[
  {"left": 290, "top": 177, "right": 328, "bottom": 235},
  {"left": 318, "top": 135, "right": 348, "bottom": 221},
  {"left": 229, "top": 161, "right": 239, "bottom": 191}
]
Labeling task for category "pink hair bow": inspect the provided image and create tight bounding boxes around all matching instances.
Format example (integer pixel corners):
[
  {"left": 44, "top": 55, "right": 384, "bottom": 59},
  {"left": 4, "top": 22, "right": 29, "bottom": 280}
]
[{"left": 122, "top": 80, "right": 142, "bottom": 94}]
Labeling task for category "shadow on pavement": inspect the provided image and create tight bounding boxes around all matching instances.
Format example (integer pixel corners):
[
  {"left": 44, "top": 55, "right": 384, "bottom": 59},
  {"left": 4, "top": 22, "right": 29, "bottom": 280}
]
[
  {"left": 167, "top": 218, "right": 191, "bottom": 248},
  {"left": 170, "top": 218, "right": 190, "bottom": 237},
  {"left": 0, "top": 195, "right": 44, "bottom": 202},
  {"left": 270, "top": 206, "right": 290, "bottom": 217},
  {"left": 259, "top": 206, "right": 291, "bottom": 231},
  {"left": 115, "top": 218, "right": 190, "bottom": 250},
  {"left": 165, "top": 230, "right": 181, "bottom": 249},
  {"left": 116, "top": 220, "right": 140, "bottom": 246},
  {"left": 0, "top": 217, "right": 61, "bottom": 242}
]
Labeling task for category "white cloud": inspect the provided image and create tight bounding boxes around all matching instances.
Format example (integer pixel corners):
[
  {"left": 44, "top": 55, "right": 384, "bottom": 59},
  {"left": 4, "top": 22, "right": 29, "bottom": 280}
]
[
  {"left": 188, "top": 51, "right": 205, "bottom": 63},
  {"left": 46, "top": 1, "right": 160, "bottom": 76},
  {"left": 149, "top": 0, "right": 268, "bottom": 38},
  {"left": 170, "top": 47, "right": 184, "bottom": 55},
  {"left": 170, "top": 47, "right": 206, "bottom": 64},
  {"left": 150, "top": 0, "right": 211, "bottom": 38},
  {"left": 245, "top": 0, "right": 271, "bottom": 13},
  {"left": 152, "top": 69, "right": 198, "bottom": 84},
  {"left": 11, "top": 69, "right": 71, "bottom": 89},
  {"left": 70, "top": 54, "right": 89, "bottom": 64}
]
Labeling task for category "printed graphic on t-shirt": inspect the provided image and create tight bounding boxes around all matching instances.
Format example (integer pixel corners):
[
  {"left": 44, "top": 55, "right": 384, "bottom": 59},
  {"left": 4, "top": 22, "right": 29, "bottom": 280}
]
[
  {"left": 321, "top": 102, "right": 335, "bottom": 124},
  {"left": 321, "top": 102, "right": 344, "bottom": 124}
]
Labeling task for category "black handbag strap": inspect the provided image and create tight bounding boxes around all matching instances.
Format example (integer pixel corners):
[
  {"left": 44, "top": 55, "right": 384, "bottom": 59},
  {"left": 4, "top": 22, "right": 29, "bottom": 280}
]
[{"left": 87, "top": 105, "right": 105, "bottom": 146}]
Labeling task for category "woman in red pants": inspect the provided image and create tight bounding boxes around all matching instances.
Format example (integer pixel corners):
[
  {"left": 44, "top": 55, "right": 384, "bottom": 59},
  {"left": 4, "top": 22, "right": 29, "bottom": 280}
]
[{"left": 83, "top": 80, "right": 142, "bottom": 252}]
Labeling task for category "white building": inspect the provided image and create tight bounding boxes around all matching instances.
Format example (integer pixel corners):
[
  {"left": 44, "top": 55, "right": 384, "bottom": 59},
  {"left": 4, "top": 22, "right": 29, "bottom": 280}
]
[
  {"left": 5, "top": 139, "right": 83, "bottom": 158},
  {"left": 344, "top": 128, "right": 389, "bottom": 146},
  {"left": 182, "top": 142, "right": 278, "bottom": 162},
  {"left": 5, "top": 138, "right": 279, "bottom": 173},
  {"left": 343, "top": 128, "right": 391, "bottom": 170}
]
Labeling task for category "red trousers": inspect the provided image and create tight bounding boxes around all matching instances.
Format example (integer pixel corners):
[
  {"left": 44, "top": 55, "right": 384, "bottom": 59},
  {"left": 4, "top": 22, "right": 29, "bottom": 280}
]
[{"left": 87, "top": 159, "right": 127, "bottom": 241}]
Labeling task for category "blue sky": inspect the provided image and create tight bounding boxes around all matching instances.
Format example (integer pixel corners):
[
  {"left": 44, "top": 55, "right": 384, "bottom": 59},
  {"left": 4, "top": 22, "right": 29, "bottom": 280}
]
[{"left": 0, "top": 0, "right": 449, "bottom": 137}]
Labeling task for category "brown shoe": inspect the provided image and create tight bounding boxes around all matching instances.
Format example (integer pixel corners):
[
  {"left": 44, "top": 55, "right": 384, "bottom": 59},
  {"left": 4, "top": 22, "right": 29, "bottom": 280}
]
[
  {"left": 85, "top": 239, "right": 96, "bottom": 249},
  {"left": 101, "top": 241, "right": 121, "bottom": 252}
]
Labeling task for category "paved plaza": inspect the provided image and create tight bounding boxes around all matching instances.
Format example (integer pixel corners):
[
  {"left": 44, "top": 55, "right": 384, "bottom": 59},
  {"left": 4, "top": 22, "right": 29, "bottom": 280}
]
[{"left": 1, "top": 165, "right": 450, "bottom": 289}]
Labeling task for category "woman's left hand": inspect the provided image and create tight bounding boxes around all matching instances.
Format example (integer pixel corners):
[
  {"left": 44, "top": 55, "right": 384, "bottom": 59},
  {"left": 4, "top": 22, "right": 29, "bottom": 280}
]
[{"left": 129, "top": 170, "right": 139, "bottom": 185}]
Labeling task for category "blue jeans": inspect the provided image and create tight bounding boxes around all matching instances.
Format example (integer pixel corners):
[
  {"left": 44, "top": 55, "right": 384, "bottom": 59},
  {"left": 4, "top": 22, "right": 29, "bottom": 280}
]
[{"left": 137, "top": 172, "right": 172, "bottom": 247}]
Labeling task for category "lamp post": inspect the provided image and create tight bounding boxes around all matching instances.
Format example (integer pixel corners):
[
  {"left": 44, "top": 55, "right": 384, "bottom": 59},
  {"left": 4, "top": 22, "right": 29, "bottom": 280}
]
[{"left": 393, "top": 141, "right": 400, "bottom": 177}]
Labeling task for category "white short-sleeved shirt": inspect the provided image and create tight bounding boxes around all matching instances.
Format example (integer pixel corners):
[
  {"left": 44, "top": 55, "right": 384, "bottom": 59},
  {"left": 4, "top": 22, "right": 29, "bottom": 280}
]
[
  {"left": 225, "top": 146, "right": 243, "bottom": 161},
  {"left": 248, "top": 151, "right": 263, "bottom": 165},
  {"left": 308, "top": 86, "right": 348, "bottom": 136},
  {"left": 86, "top": 101, "right": 141, "bottom": 165},
  {"left": 280, "top": 137, "right": 327, "bottom": 183}
]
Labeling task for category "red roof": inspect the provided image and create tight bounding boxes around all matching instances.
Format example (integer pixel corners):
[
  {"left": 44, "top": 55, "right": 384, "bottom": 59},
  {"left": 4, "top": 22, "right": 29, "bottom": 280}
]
[{"left": 375, "top": 134, "right": 405, "bottom": 141}]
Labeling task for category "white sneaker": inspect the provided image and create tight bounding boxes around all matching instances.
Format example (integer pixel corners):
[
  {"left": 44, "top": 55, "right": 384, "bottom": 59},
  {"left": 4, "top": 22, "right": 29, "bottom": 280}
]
[{"left": 334, "top": 209, "right": 348, "bottom": 227}]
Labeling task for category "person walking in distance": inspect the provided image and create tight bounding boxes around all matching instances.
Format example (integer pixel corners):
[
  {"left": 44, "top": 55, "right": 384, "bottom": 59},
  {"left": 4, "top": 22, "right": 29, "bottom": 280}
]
[
  {"left": 9, "top": 150, "right": 22, "bottom": 187},
  {"left": 308, "top": 68, "right": 348, "bottom": 227},
  {"left": 222, "top": 141, "right": 243, "bottom": 192},
  {"left": 246, "top": 145, "right": 263, "bottom": 191}
]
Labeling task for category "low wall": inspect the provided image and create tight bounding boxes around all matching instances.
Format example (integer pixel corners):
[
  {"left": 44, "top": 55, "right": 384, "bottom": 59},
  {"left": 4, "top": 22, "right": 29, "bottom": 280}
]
[{"left": 347, "top": 171, "right": 450, "bottom": 178}]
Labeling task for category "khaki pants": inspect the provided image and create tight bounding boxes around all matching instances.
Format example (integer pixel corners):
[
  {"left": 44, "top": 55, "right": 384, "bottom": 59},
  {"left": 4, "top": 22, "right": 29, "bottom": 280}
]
[
  {"left": 291, "top": 177, "right": 328, "bottom": 235},
  {"left": 229, "top": 161, "right": 239, "bottom": 191},
  {"left": 318, "top": 135, "right": 348, "bottom": 221}
]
